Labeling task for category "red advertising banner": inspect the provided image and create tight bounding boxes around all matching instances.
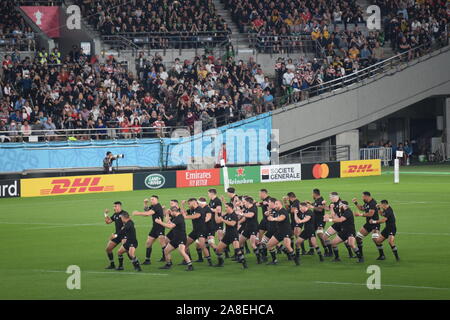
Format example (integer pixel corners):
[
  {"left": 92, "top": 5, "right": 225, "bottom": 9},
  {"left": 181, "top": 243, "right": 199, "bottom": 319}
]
[
  {"left": 176, "top": 169, "right": 221, "bottom": 188},
  {"left": 21, "top": 6, "right": 60, "bottom": 38}
]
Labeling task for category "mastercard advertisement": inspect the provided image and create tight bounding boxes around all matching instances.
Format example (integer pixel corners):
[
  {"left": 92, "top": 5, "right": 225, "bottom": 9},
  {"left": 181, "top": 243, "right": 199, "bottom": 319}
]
[{"left": 302, "top": 162, "right": 341, "bottom": 180}]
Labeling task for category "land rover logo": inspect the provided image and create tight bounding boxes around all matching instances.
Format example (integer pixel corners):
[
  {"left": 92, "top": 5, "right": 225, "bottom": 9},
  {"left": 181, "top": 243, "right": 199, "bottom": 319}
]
[{"left": 144, "top": 174, "right": 166, "bottom": 189}]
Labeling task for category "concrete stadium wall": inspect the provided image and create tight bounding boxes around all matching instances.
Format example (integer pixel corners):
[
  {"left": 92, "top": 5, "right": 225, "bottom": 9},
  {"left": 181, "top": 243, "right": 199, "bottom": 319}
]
[{"left": 272, "top": 46, "right": 450, "bottom": 153}]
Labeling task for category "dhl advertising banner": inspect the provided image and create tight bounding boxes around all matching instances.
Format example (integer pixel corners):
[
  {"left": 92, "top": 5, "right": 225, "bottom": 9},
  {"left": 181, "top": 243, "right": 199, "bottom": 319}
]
[
  {"left": 340, "top": 159, "right": 381, "bottom": 178},
  {"left": 21, "top": 174, "right": 133, "bottom": 197}
]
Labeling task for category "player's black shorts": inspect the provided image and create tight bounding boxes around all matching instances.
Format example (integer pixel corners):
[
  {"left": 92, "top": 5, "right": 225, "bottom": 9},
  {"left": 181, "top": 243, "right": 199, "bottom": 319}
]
[
  {"left": 291, "top": 222, "right": 303, "bottom": 230},
  {"left": 188, "top": 230, "right": 206, "bottom": 241},
  {"left": 222, "top": 231, "right": 239, "bottom": 245},
  {"left": 258, "top": 219, "right": 268, "bottom": 231},
  {"left": 166, "top": 230, "right": 174, "bottom": 241},
  {"left": 331, "top": 223, "right": 342, "bottom": 232},
  {"left": 170, "top": 236, "right": 187, "bottom": 249},
  {"left": 238, "top": 225, "right": 245, "bottom": 234},
  {"left": 149, "top": 225, "right": 165, "bottom": 238},
  {"left": 111, "top": 235, "right": 123, "bottom": 244},
  {"left": 381, "top": 228, "right": 396, "bottom": 238},
  {"left": 315, "top": 216, "right": 326, "bottom": 229},
  {"left": 206, "top": 223, "right": 215, "bottom": 237},
  {"left": 363, "top": 222, "right": 380, "bottom": 232},
  {"left": 299, "top": 229, "right": 316, "bottom": 240},
  {"left": 214, "top": 222, "right": 224, "bottom": 231},
  {"left": 242, "top": 226, "right": 258, "bottom": 239},
  {"left": 123, "top": 241, "right": 138, "bottom": 251},
  {"left": 337, "top": 230, "right": 355, "bottom": 242},
  {"left": 274, "top": 229, "right": 293, "bottom": 242}
]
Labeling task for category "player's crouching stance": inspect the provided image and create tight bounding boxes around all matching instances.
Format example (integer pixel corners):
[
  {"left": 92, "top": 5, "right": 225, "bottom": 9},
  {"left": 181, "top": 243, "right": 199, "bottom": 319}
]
[
  {"left": 294, "top": 203, "right": 324, "bottom": 262},
  {"left": 214, "top": 203, "right": 248, "bottom": 269},
  {"left": 325, "top": 201, "right": 364, "bottom": 263},
  {"left": 155, "top": 207, "right": 194, "bottom": 271},
  {"left": 266, "top": 200, "right": 299, "bottom": 266},
  {"left": 370, "top": 200, "right": 400, "bottom": 261},
  {"left": 111, "top": 212, "right": 142, "bottom": 271}
]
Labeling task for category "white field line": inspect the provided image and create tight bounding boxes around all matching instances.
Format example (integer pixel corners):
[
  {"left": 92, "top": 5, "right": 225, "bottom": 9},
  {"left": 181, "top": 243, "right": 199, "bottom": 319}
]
[
  {"left": 315, "top": 281, "right": 450, "bottom": 291},
  {"left": 32, "top": 269, "right": 168, "bottom": 276}
]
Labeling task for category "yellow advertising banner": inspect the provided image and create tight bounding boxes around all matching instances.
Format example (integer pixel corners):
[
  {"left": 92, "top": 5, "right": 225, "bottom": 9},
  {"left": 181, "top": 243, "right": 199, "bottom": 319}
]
[
  {"left": 340, "top": 159, "right": 382, "bottom": 178},
  {"left": 21, "top": 174, "right": 133, "bottom": 197}
]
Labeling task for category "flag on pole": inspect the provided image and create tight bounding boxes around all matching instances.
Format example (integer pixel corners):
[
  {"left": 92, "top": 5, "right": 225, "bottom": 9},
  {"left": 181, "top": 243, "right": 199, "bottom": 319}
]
[{"left": 21, "top": 6, "right": 61, "bottom": 38}]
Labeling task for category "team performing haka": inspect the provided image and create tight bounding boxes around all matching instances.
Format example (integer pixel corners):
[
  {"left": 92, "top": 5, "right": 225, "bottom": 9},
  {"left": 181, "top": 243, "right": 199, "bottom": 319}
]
[{"left": 102, "top": 188, "right": 399, "bottom": 271}]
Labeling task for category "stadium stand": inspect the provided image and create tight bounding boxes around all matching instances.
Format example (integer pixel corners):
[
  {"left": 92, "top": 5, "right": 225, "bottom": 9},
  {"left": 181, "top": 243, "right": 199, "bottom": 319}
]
[{"left": 73, "top": 0, "right": 232, "bottom": 49}]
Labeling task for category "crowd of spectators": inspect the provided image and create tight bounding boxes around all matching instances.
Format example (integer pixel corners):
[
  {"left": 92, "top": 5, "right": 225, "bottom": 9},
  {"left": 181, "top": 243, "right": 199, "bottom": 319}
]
[
  {"left": 0, "top": 47, "right": 278, "bottom": 142},
  {"left": 379, "top": 0, "right": 449, "bottom": 57},
  {"left": 0, "top": 2, "right": 36, "bottom": 51},
  {"left": 74, "top": 0, "right": 231, "bottom": 49}
]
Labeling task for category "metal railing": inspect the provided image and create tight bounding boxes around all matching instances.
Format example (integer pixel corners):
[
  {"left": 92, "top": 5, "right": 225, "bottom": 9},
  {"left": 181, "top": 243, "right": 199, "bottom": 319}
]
[
  {"left": 102, "top": 31, "right": 231, "bottom": 53},
  {"left": 0, "top": 126, "right": 189, "bottom": 143},
  {"left": 360, "top": 147, "right": 392, "bottom": 166},
  {"left": 279, "top": 145, "right": 350, "bottom": 164},
  {"left": 0, "top": 37, "right": 36, "bottom": 52}
]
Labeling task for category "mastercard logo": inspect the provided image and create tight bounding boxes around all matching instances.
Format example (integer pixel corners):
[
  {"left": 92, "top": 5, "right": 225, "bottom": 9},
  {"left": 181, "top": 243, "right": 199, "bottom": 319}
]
[{"left": 312, "top": 164, "right": 330, "bottom": 179}]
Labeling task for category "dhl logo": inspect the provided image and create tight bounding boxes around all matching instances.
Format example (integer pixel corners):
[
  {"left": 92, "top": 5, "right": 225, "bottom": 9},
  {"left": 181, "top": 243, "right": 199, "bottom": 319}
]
[
  {"left": 346, "top": 164, "right": 378, "bottom": 173},
  {"left": 40, "top": 177, "right": 114, "bottom": 195}
]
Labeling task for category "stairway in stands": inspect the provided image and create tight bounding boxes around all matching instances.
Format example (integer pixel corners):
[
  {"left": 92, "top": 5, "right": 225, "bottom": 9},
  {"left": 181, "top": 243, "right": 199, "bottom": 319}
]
[{"left": 213, "top": 0, "right": 252, "bottom": 52}]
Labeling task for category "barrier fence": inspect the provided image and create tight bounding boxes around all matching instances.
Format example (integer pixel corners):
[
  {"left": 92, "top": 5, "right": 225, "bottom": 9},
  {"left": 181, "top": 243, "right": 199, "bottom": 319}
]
[{"left": 0, "top": 159, "right": 381, "bottom": 198}]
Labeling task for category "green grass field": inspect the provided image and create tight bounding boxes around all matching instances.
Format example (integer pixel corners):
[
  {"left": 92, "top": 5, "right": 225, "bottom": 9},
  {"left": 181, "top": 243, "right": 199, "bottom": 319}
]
[{"left": 1, "top": 165, "right": 450, "bottom": 300}]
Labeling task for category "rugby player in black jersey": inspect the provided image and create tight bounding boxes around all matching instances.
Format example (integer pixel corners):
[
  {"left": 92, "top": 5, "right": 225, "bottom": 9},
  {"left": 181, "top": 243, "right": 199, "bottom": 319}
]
[
  {"left": 294, "top": 203, "right": 324, "bottom": 262},
  {"left": 371, "top": 200, "right": 399, "bottom": 261},
  {"left": 214, "top": 203, "right": 248, "bottom": 268},
  {"left": 182, "top": 198, "right": 209, "bottom": 265},
  {"left": 352, "top": 191, "right": 379, "bottom": 259},
  {"left": 256, "top": 189, "right": 271, "bottom": 261},
  {"left": 162, "top": 200, "right": 179, "bottom": 251},
  {"left": 237, "top": 197, "right": 261, "bottom": 263},
  {"left": 155, "top": 207, "right": 193, "bottom": 271},
  {"left": 266, "top": 199, "right": 299, "bottom": 266},
  {"left": 104, "top": 201, "right": 126, "bottom": 269},
  {"left": 322, "top": 192, "right": 355, "bottom": 258},
  {"left": 197, "top": 197, "right": 214, "bottom": 266},
  {"left": 325, "top": 201, "right": 363, "bottom": 263},
  {"left": 307, "top": 189, "right": 329, "bottom": 256},
  {"left": 283, "top": 192, "right": 312, "bottom": 256},
  {"left": 207, "top": 189, "right": 222, "bottom": 246},
  {"left": 112, "top": 212, "right": 142, "bottom": 271},
  {"left": 132, "top": 195, "right": 165, "bottom": 265}
]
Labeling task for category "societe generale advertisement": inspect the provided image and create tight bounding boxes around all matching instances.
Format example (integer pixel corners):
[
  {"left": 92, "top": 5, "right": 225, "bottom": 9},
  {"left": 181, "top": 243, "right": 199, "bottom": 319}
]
[
  {"left": 260, "top": 164, "right": 301, "bottom": 182},
  {"left": 340, "top": 159, "right": 382, "bottom": 178},
  {"left": 176, "top": 168, "right": 221, "bottom": 188},
  {"left": 20, "top": 174, "right": 133, "bottom": 197}
]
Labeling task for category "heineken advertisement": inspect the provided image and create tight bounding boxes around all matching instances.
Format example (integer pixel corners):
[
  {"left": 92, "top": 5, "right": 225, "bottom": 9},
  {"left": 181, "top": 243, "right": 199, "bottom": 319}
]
[{"left": 221, "top": 166, "right": 261, "bottom": 185}]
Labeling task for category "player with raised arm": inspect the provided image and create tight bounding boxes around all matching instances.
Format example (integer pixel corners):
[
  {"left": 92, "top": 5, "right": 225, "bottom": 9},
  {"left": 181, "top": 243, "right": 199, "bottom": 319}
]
[
  {"left": 103, "top": 201, "right": 126, "bottom": 269},
  {"left": 371, "top": 200, "right": 400, "bottom": 261},
  {"left": 155, "top": 207, "right": 194, "bottom": 271},
  {"left": 132, "top": 195, "right": 165, "bottom": 265},
  {"left": 352, "top": 191, "right": 379, "bottom": 259},
  {"left": 322, "top": 192, "right": 355, "bottom": 258},
  {"left": 197, "top": 197, "right": 214, "bottom": 266}
]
